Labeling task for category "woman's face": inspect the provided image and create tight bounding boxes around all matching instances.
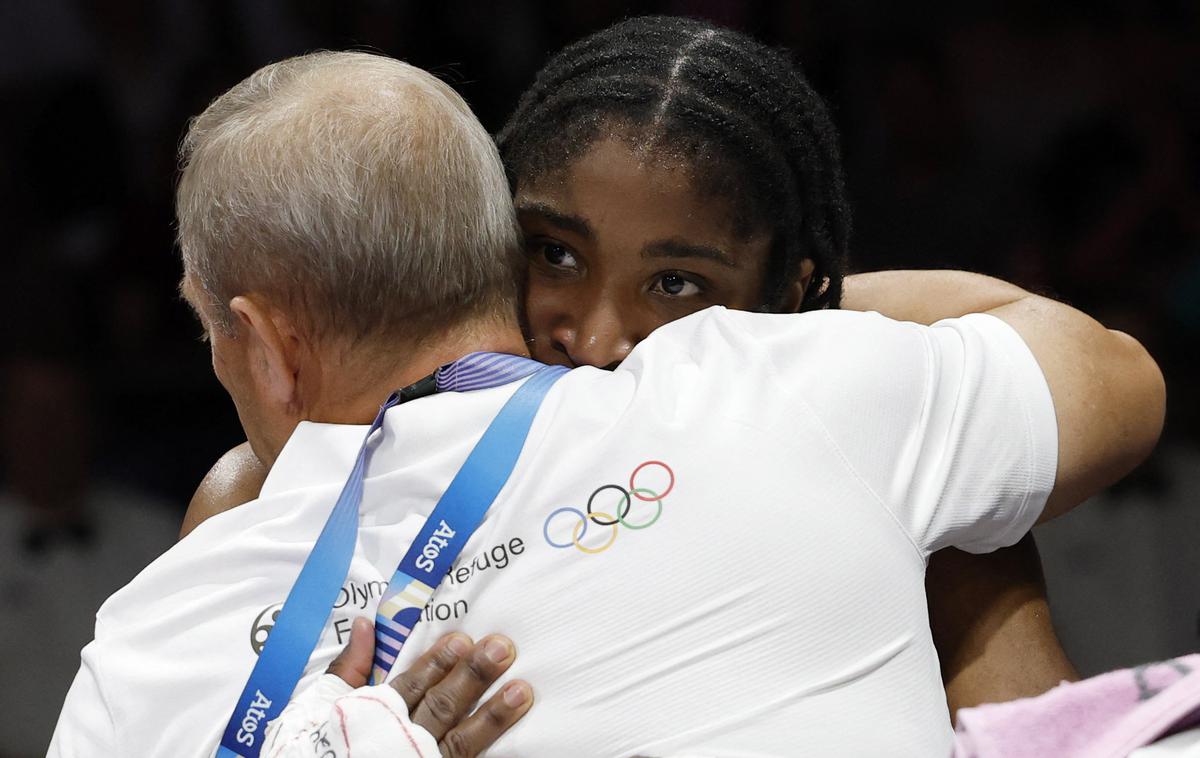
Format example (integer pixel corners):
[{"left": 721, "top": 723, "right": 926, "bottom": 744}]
[{"left": 516, "top": 137, "right": 807, "bottom": 369}]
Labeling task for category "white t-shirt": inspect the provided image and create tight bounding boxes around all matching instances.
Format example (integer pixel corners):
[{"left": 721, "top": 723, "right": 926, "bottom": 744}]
[{"left": 49, "top": 307, "right": 1057, "bottom": 758}]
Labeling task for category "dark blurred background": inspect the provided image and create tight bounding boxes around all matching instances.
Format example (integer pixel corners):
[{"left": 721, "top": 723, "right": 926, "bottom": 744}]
[{"left": 1, "top": 1, "right": 1197, "bottom": 754}]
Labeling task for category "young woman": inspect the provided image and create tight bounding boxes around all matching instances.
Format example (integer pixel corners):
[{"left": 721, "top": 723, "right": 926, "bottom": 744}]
[{"left": 185, "top": 15, "right": 1078, "bottom": 720}]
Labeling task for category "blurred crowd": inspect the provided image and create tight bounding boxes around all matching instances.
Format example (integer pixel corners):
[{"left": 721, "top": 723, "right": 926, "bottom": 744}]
[{"left": 0, "top": 1, "right": 1196, "bottom": 755}]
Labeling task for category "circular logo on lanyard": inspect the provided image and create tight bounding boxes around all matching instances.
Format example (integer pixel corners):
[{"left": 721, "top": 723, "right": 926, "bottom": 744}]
[{"left": 250, "top": 602, "right": 284, "bottom": 655}]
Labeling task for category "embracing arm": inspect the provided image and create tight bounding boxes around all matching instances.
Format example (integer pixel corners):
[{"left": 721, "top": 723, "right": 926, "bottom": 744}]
[
  {"left": 841, "top": 270, "right": 1032, "bottom": 326},
  {"left": 842, "top": 269, "right": 1165, "bottom": 521},
  {"left": 179, "top": 441, "right": 269, "bottom": 539},
  {"left": 926, "top": 534, "right": 1077, "bottom": 715},
  {"left": 842, "top": 269, "right": 1163, "bottom": 715}
]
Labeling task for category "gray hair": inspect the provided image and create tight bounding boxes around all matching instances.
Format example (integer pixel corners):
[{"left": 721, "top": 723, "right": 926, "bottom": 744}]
[{"left": 176, "top": 51, "right": 521, "bottom": 343}]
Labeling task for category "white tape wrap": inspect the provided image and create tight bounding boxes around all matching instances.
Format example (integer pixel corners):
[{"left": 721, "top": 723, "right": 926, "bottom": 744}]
[{"left": 261, "top": 675, "right": 441, "bottom": 758}]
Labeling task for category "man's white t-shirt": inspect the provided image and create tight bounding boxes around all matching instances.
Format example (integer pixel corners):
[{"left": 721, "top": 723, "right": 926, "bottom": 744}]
[{"left": 50, "top": 307, "right": 1057, "bottom": 757}]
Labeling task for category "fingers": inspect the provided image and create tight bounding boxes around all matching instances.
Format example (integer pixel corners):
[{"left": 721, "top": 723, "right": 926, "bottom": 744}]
[
  {"left": 408, "top": 635, "right": 517, "bottom": 742},
  {"left": 389, "top": 632, "right": 476, "bottom": 711},
  {"left": 439, "top": 680, "right": 533, "bottom": 758},
  {"left": 325, "top": 626, "right": 528, "bottom": 756},
  {"left": 325, "top": 617, "right": 375, "bottom": 688}
]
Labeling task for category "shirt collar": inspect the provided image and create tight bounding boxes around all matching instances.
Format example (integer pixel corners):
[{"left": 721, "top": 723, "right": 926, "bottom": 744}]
[
  {"left": 434, "top": 351, "right": 545, "bottom": 392},
  {"left": 259, "top": 351, "right": 546, "bottom": 499}
]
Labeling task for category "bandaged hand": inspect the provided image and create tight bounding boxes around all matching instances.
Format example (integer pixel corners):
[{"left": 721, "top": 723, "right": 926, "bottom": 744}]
[{"left": 263, "top": 618, "right": 532, "bottom": 758}]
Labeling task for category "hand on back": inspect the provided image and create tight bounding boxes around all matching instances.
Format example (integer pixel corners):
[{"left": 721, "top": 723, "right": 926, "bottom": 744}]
[{"left": 266, "top": 618, "right": 531, "bottom": 757}]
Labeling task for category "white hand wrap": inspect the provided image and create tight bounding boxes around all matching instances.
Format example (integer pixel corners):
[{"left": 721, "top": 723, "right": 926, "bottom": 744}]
[{"left": 261, "top": 674, "right": 441, "bottom": 758}]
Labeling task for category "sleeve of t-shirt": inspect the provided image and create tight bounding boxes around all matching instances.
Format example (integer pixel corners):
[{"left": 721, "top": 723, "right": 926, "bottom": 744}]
[
  {"left": 728, "top": 309, "right": 1058, "bottom": 556},
  {"left": 47, "top": 641, "right": 117, "bottom": 757}
]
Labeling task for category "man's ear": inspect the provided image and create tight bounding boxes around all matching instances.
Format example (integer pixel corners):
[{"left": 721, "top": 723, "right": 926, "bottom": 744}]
[
  {"left": 228, "top": 295, "right": 303, "bottom": 408},
  {"left": 779, "top": 259, "right": 817, "bottom": 313}
]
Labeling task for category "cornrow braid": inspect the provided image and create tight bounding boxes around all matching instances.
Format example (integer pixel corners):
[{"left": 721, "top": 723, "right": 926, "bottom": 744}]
[{"left": 496, "top": 15, "right": 850, "bottom": 310}]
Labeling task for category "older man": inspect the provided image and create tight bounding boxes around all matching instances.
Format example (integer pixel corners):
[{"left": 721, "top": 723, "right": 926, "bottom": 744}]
[{"left": 51, "top": 51, "right": 1163, "bottom": 757}]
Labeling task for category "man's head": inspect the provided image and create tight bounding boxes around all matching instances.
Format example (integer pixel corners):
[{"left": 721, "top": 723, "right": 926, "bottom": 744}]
[{"left": 177, "top": 52, "right": 520, "bottom": 461}]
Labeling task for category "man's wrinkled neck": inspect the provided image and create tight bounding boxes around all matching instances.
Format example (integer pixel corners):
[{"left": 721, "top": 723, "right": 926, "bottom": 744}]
[{"left": 296, "top": 312, "right": 530, "bottom": 431}]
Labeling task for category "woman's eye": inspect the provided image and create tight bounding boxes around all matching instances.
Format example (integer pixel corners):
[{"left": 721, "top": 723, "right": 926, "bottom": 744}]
[
  {"left": 652, "top": 273, "right": 701, "bottom": 297},
  {"left": 539, "top": 243, "right": 577, "bottom": 269}
]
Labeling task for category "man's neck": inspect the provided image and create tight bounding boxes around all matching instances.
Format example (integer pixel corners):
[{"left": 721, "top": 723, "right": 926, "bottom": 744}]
[
  {"left": 382, "top": 322, "right": 531, "bottom": 393},
  {"left": 308, "top": 315, "right": 530, "bottom": 427}
]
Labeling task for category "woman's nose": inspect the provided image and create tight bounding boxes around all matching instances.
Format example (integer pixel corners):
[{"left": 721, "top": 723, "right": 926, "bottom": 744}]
[{"left": 550, "top": 301, "right": 636, "bottom": 369}]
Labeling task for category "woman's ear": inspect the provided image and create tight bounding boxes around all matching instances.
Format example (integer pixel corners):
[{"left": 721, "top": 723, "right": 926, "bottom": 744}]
[
  {"left": 228, "top": 295, "right": 302, "bottom": 408},
  {"left": 780, "top": 259, "right": 817, "bottom": 313}
]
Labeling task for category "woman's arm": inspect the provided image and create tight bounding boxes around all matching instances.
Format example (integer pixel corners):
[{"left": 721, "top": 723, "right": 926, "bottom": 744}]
[
  {"left": 840, "top": 269, "right": 1031, "bottom": 324},
  {"left": 179, "top": 441, "right": 268, "bottom": 539},
  {"left": 928, "top": 536, "right": 1078, "bottom": 718},
  {"left": 844, "top": 268, "right": 1164, "bottom": 521},
  {"left": 841, "top": 270, "right": 1093, "bottom": 717}
]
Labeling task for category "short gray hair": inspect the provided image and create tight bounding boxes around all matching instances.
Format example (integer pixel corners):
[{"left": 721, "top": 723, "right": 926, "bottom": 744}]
[{"left": 177, "top": 51, "right": 521, "bottom": 343}]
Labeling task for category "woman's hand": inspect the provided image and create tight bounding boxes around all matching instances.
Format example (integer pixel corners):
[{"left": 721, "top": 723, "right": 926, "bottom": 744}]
[{"left": 265, "top": 619, "right": 532, "bottom": 758}]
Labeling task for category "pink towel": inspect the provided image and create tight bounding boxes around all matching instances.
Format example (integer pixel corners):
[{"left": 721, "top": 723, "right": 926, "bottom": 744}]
[{"left": 953, "top": 654, "right": 1200, "bottom": 758}]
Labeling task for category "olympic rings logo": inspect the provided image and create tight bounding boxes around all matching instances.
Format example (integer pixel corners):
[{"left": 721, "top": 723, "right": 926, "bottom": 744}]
[{"left": 542, "top": 461, "right": 675, "bottom": 555}]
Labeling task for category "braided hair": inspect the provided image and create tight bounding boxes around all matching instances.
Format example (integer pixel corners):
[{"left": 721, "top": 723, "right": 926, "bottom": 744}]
[{"left": 496, "top": 15, "right": 850, "bottom": 310}]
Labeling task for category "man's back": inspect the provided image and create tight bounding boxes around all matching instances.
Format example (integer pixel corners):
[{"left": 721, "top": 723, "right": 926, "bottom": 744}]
[{"left": 53, "top": 307, "right": 1056, "bottom": 757}]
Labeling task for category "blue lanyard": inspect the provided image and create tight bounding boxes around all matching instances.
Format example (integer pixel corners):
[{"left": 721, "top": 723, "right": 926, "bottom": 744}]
[{"left": 218, "top": 356, "right": 565, "bottom": 758}]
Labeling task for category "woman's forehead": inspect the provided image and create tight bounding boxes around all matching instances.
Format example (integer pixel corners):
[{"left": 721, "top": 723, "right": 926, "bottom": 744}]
[{"left": 515, "top": 136, "right": 765, "bottom": 247}]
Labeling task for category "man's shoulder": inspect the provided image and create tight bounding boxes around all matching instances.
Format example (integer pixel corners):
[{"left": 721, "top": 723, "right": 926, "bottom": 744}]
[
  {"left": 639, "top": 305, "right": 914, "bottom": 352},
  {"left": 95, "top": 495, "right": 313, "bottom": 637},
  {"left": 621, "top": 306, "right": 926, "bottom": 385},
  {"left": 83, "top": 501, "right": 321, "bottom": 741}
]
